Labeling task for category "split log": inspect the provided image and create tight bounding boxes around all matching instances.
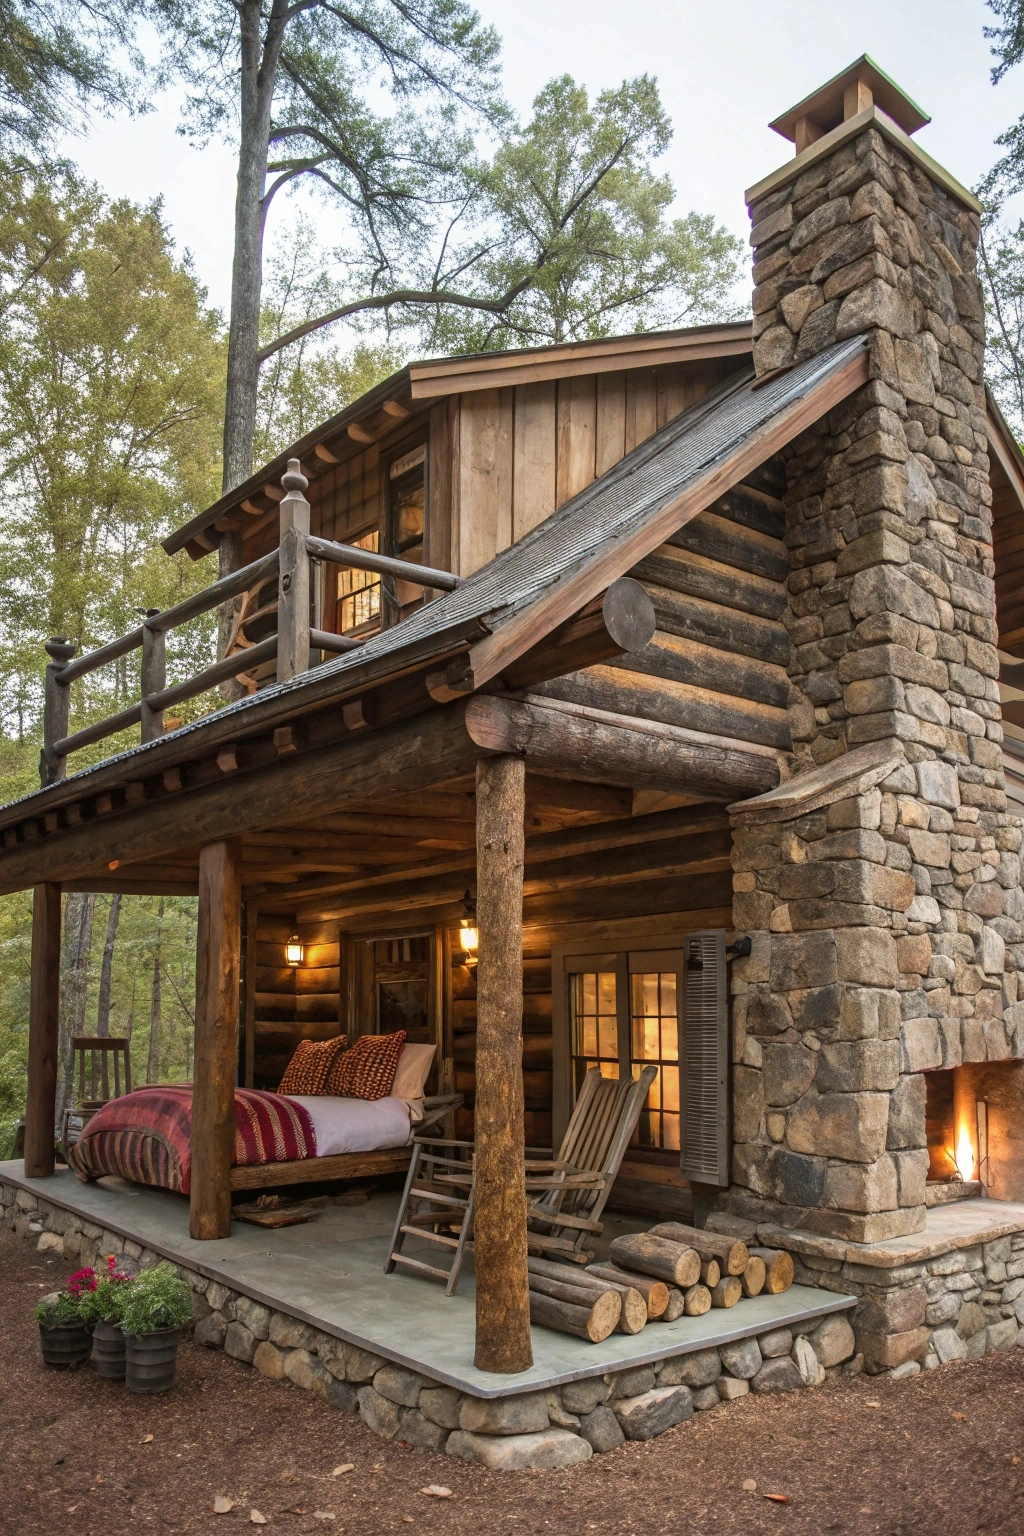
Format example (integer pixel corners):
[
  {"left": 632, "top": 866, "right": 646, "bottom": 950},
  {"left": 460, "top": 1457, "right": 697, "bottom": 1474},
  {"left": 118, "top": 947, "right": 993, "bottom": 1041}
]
[
  {"left": 660, "top": 1287, "right": 686, "bottom": 1322},
  {"left": 528, "top": 1288, "right": 620, "bottom": 1343},
  {"left": 699, "top": 1257, "right": 721, "bottom": 1290},
  {"left": 608, "top": 1232, "right": 701, "bottom": 1289},
  {"left": 742, "top": 1255, "right": 766, "bottom": 1298},
  {"left": 710, "top": 1276, "right": 742, "bottom": 1309},
  {"left": 684, "top": 1283, "right": 712, "bottom": 1316},
  {"left": 749, "top": 1247, "right": 794, "bottom": 1295},
  {"left": 585, "top": 1263, "right": 669, "bottom": 1320},
  {"left": 650, "top": 1222, "right": 749, "bottom": 1276},
  {"left": 530, "top": 1258, "right": 646, "bottom": 1335}
]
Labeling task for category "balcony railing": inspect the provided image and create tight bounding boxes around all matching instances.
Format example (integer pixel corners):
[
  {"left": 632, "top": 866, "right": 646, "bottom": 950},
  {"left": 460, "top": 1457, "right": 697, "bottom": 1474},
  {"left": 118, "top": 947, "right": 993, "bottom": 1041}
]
[{"left": 40, "top": 460, "right": 459, "bottom": 785}]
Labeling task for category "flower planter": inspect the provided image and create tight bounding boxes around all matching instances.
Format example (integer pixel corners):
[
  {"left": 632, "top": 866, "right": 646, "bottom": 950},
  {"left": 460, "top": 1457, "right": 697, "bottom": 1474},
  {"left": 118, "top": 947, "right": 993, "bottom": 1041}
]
[
  {"left": 92, "top": 1318, "right": 127, "bottom": 1379},
  {"left": 38, "top": 1322, "right": 92, "bottom": 1369},
  {"left": 124, "top": 1327, "right": 181, "bottom": 1393}
]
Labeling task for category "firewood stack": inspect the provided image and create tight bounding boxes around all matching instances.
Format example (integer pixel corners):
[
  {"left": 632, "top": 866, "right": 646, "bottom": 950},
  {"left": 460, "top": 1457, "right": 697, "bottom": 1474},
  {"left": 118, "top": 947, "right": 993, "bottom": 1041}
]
[{"left": 526, "top": 1223, "right": 793, "bottom": 1342}]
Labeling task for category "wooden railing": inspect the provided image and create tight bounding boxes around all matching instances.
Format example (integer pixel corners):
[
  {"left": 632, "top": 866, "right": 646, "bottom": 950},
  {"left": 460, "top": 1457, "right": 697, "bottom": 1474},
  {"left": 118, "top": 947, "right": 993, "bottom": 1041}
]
[{"left": 40, "top": 460, "right": 459, "bottom": 785}]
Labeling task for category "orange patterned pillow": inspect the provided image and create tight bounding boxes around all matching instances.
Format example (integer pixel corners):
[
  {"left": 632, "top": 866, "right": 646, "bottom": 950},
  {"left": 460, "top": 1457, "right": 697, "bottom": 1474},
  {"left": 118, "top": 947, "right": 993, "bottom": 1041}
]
[
  {"left": 278, "top": 1037, "right": 346, "bottom": 1096},
  {"left": 325, "top": 1030, "right": 407, "bottom": 1100}
]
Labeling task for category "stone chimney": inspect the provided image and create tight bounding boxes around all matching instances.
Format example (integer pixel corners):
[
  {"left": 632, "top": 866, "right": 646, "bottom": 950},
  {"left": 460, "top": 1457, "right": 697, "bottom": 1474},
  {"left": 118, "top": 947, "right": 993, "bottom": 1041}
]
[{"left": 727, "top": 61, "right": 1024, "bottom": 1242}]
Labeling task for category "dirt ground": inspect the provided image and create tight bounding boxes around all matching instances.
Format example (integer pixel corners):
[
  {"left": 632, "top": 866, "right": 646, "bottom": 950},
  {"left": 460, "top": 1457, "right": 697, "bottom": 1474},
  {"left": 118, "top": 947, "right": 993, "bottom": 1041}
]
[{"left": 5, "top": 1226, "right": 1024, "bottom": 1536}]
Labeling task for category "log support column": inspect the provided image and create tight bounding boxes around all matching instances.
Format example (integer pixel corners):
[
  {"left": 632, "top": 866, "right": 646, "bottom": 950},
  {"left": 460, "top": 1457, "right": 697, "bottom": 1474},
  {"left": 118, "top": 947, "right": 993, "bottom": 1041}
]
[
  {"left": 473, "top": 753, "right": 533, "bottom": 1373},
  {"left": 190, "top": 839, "right": 242, "bottom": 1240},
  {"left": 25, "top": 883, "right": 61, "bottom": 1177}
]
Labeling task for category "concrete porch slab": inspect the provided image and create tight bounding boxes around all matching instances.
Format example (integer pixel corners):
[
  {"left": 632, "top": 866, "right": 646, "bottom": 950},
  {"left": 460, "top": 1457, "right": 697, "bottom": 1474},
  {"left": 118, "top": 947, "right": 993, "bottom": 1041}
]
[{"left": 1, "top": 1161, "right": 854, "bottom": 1399}]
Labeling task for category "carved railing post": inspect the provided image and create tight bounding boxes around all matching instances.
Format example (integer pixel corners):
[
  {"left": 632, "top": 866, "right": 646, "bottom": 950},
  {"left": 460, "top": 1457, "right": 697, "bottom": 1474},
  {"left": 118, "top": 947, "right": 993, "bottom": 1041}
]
[
  {"left": 276, "top": 459, "right": 311, "bottom": 684},
  {"left": 140, "top": 609, "right": 166, "bottom": 743},
  {"left": 40, "top": 637, "right": 77, "bottom": 786}
]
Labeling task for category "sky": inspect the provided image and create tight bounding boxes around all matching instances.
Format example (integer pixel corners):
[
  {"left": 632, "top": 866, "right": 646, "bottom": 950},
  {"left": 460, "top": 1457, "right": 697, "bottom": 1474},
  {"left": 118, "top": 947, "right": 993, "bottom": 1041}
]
[{"left": 54, "top": 0, "right": 1018, "bottom": 317}]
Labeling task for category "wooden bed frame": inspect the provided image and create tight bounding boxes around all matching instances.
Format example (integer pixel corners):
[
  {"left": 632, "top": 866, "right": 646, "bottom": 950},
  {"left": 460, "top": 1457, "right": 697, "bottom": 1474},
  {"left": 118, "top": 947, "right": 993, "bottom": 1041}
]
[{"left": 227, "top": 1094, "right": 462, "bottom": 1192}]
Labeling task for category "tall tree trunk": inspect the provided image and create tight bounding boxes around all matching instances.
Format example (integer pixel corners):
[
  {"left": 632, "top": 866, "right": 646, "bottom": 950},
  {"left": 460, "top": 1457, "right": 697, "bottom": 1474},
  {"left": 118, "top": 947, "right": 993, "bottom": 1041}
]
[
  {"left": 56, "top": 892, "right": 95, "bottom": 1130},
  {"left": 146, "top": 899, "right": 164, "bottom": 1084},
  {"left": 96, "top": 893, "right": 121, "bottom": 1036},
  {"left": 218, "top": 1, "right": 289, "bottom": 676},
  {"left": 221, "top": 0, "right": 287, "bottom": 500}
]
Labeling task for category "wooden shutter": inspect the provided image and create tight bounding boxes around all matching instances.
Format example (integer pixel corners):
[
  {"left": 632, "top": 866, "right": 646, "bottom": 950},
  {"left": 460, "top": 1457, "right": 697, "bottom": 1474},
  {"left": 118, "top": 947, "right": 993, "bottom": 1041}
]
[{"left": 679, "top": 930, "right": 729, "bottom": 1188}]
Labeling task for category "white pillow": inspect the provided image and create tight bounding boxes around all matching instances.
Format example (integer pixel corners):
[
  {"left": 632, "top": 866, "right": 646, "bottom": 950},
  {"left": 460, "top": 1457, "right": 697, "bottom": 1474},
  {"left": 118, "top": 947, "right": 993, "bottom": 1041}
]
[{"left": 390, "top": 1042, "right": 436, "bottom": 1101}]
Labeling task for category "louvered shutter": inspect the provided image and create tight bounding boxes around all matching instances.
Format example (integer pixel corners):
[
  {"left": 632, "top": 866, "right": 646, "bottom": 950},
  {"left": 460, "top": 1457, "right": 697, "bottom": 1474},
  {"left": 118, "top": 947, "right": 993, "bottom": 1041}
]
[{"left": 679, "top": 930, "right": 729, "bottom": 1188}]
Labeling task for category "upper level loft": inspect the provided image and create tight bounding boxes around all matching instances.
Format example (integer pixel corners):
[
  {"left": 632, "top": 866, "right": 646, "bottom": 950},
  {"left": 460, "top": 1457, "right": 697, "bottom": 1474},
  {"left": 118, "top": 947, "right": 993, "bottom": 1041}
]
[{"left": 23, "top": 318, "right": 1024, "bottom": 797}]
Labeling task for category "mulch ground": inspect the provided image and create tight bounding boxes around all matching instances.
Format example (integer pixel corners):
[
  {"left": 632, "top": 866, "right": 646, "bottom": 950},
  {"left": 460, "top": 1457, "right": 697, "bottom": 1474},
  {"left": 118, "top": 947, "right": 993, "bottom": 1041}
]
[{"left": 5, "top": 1225, "right": 1024, "bottom": 1536}]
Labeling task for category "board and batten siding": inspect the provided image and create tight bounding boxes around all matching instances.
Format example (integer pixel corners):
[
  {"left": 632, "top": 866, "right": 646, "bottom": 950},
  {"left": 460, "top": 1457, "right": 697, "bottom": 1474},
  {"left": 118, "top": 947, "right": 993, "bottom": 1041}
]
[{"left": 450, "top": 359, "right": 741, "bottom": 577}]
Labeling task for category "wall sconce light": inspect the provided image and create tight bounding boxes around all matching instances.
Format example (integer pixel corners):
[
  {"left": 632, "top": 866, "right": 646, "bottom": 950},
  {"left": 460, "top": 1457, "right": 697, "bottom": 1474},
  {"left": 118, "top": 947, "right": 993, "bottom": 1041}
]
[
  {"left": 458, "top": 891, "right": 478, "bottom": 966},
  {"left": 285, "top": 934, "right": 304, "bottom": 967}
]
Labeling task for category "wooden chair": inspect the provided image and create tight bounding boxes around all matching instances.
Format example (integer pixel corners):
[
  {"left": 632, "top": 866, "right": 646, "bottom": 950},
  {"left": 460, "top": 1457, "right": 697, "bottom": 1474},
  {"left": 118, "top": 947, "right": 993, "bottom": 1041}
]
[
  {"left": 60, "top": 1036, "right": 132, "bottom": 1159},
  {"left": 385, "top": 1065, "right": 658, "bottom": 1296}
]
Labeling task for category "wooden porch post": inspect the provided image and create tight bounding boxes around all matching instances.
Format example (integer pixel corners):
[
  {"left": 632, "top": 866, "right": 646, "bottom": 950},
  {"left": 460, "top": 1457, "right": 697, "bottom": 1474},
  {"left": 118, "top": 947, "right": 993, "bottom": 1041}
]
[
  {"left": 190, "top": 839, "right": 242, "bottom": 1240},
  {"left": 473, "top": 754, "right": 533, "bottom": 1373},
  {"left": 24, "top": 883, "right": 61, "bottom": 1177}
]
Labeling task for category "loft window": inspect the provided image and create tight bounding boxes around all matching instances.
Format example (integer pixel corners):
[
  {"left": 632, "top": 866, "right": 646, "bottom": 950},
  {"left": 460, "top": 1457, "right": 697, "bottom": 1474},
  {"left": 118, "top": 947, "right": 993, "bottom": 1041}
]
[
  {"left": 384, "top": 444, "right": 425, "bottom": 624},
  {"left": 337, "top": 528, "right": 381, "bottom": 634}
]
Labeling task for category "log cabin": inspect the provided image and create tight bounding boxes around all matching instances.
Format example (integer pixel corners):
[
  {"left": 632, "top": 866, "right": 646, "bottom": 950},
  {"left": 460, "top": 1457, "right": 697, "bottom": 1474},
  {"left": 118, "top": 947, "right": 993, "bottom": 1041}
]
[{"left": 10, "top": 56, "right": 1024, "bottom": 1378}]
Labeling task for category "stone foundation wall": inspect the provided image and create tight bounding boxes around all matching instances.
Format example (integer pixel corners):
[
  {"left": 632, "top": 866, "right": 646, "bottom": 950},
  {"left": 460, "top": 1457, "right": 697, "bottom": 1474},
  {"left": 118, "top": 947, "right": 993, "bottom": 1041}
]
[
  {"left": 708, "top": 1214, "right": 1024, "bottom": 1376},
  {"left": 731, "top": 118, "right": 1024, "bottom": 1241},
  {"left": 3, "top": 1182, "right": 862, "bottom": 1470}
]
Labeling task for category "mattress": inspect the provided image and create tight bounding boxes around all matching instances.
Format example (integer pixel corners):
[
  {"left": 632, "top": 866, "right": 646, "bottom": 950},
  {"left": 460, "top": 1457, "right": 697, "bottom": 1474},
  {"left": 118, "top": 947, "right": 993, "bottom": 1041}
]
[{"left": 283, "top": 1094, "right": 414, "bottom": 1156}]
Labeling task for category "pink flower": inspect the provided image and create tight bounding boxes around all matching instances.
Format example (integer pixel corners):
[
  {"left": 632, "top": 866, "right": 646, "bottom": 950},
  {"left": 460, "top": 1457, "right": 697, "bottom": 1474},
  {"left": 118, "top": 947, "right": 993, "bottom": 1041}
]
[{"left": 67, "top": 1266, "right": 97, "bottom": 1296}]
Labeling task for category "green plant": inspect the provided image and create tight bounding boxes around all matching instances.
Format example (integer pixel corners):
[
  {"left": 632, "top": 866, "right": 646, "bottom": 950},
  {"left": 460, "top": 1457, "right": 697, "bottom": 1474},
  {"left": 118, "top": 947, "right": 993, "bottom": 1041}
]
[
  {"left": 35, "top": 1266, "right": 96, "bottom": 1325},
  {"left": 77, "top": 1253, "right": 135, "bottom": 1325},
  {"left": 119, "top": 1262, "right": 192, "bottom": 1335}
]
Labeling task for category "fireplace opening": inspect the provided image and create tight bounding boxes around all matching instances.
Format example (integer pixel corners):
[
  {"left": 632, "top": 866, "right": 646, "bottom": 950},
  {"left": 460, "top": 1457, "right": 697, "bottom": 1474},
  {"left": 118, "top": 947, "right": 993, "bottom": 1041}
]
[
  {"left": 924, "top": 1062, "right": 1024, "bottom": 1205},
  {"left": 925, "top": 1068, "right": 985, "bottom": 1206}
]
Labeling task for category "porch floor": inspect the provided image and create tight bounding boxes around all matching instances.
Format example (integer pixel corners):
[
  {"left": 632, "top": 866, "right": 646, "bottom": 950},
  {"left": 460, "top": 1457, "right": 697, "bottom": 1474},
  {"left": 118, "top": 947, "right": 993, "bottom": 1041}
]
[{"left": 1, "top": 1161, "right": 853, "bottom": 1399}]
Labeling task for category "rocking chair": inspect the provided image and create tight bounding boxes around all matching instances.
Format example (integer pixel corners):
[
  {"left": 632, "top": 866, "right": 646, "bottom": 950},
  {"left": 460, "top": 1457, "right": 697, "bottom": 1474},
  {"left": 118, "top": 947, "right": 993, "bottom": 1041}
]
[
  {"left": 60, "top": 1036, "right": 132, "bottom": 1161},
  {"left": 385, "top": 1065, "right": 657, "bottom": 1295}
]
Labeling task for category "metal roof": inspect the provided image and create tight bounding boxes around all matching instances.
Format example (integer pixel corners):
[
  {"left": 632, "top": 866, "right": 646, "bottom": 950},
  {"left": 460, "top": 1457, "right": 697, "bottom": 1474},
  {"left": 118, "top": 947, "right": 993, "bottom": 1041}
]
[{"left": 0, "top": 336, "right": 866, "bottom": 827}]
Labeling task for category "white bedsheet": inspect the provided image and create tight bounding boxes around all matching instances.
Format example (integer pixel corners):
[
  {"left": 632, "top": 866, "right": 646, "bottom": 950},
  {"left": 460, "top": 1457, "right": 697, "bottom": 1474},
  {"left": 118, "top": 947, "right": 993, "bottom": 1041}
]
[{"left": 282, "top": 1094, "right": 414, "bottom": 1157}]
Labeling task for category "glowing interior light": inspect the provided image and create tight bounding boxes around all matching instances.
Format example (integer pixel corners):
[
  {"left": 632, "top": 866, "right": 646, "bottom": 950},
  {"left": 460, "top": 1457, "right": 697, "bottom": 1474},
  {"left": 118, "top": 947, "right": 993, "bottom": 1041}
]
[
  {"left": 459, "top": 923, "right": 479, "bottom": 963},
  {"left": 285, "top": 935, "right": 304, "bottom": 967},
  {"left": 955, "top": 1122, "right": 975, "bottom": 1183}
]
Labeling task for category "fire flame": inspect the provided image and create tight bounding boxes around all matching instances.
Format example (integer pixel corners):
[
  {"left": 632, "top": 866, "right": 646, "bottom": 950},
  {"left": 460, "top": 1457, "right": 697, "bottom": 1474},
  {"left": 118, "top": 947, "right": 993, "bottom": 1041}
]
[{"left": 955, "top": 1123, "right": 975, "bottom": 1183}]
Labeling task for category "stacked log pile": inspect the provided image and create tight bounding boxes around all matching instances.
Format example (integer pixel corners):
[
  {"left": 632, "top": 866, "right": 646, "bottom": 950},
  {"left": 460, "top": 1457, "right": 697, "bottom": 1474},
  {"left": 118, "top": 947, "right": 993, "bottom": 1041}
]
[{"left": 526, "top": 1222, "right": 794, "bottom": 1341}]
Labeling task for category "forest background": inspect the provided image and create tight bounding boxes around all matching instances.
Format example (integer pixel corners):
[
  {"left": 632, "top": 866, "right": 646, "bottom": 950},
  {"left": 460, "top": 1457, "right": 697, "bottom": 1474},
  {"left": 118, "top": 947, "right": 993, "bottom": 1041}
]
[{"left": 1, "top": 0, "right": 1023, "bottom": 1151}]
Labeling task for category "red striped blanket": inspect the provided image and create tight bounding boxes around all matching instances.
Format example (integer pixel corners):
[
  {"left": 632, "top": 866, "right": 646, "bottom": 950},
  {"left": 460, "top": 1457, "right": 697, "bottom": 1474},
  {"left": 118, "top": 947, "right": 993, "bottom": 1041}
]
[{"left": 68, "top": 1086, "right": 317, "bottom": 1194}]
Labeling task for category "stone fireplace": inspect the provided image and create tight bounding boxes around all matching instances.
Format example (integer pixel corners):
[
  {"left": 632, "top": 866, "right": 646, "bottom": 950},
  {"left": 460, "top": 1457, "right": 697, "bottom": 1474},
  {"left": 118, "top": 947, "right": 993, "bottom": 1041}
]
[{"left": 722, "top": 57, "right": 1024, "bottom": 1245}]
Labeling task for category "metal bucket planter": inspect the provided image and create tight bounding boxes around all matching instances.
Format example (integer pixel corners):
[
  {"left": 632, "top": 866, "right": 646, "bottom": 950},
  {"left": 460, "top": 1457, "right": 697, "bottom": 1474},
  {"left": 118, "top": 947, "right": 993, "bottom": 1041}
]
[
  {"left": 92, "top": 1318, "right": 127, "bottom": 1379},
  {"left": 39, "top": 1322, "right": 92, "bottom": 1369},
  {"left": 124, "top": 1328, "right": 181, "bottom": 1393}
]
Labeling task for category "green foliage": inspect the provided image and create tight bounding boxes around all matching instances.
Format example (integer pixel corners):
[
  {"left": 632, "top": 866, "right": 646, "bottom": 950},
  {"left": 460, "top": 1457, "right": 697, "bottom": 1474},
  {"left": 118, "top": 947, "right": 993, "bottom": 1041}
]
[
  {"left": 427, "top": 76, "right": 744, "bottom": 352},
  {"left": 36, "top": 1264, "right": 97, "bottom": 1324},
  {"left": 254, "top": 223, "right": 405, "bottom": 462},
  {"left": 0, "top": 158, "right": 225, "bottom": 759},
  {"left": 980, "top": 216, "right": 1024, "bottom": 434},
  {"left": 0, "top": 1, "right": 145, "bottom": 155},
  {"left": 119, "top": 1261, "right": 192, "bottom": 1335},
  {"left": 36, "top": 1289, "right": 85, "bottom": 1325},
  {"left": 77, "top": 1255, "right": 136, "bottom": 1324}
]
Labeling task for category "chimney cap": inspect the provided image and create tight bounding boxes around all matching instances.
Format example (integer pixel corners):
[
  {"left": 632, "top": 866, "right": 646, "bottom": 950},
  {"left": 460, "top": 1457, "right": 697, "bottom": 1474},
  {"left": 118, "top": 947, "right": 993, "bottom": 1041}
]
[{"left": 770, "top": 55, "right": 930, "bottom": 148}]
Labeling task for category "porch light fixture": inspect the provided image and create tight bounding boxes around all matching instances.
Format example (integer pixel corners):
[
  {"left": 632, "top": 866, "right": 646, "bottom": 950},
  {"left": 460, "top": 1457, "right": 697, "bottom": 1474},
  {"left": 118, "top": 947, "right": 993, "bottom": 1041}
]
[
  {"left": 458, "top": 891, "right": 478, "bottom": 966},
  {"left": 285, "top": 934, "right": 304, "bottom": 967}
]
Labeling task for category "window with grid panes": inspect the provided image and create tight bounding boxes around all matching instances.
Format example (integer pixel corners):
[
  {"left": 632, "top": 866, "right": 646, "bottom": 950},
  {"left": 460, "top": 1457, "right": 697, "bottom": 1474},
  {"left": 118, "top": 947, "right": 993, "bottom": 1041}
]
[
  {"left": 337, "top": 529, "right": 381, "bottom": 634},
  {"left": 553, "top": 932, "right": 728, "bottom": 1185}
]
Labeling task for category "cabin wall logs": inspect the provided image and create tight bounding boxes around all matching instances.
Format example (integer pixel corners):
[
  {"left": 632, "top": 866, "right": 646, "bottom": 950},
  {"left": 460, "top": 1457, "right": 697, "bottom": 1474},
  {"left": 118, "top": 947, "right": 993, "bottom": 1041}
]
[
  {"left": 533, "top": 458, "right": 793, "bottom": 762},
  {"left": 251, "top": 913, "right": 342, "bottom": 1090}
]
